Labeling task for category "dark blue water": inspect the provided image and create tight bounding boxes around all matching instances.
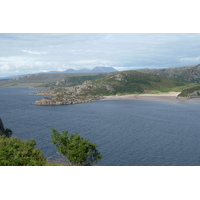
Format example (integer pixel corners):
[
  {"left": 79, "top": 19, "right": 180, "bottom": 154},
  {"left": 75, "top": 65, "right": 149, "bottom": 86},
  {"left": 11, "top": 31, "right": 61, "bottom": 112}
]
[{"left": 1, "top": 87, "right": 200, "bottom": 166}]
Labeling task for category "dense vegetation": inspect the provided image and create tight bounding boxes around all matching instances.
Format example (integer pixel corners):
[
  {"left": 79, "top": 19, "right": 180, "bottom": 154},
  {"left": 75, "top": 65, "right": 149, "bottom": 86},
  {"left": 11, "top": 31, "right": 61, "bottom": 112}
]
[
  {"left": 0, "top": 136, "right": 46, "bottom": 166},
  {"left": 0, "top": 131, "right": 102, "bottom": 166},
  {"left": 0, "top": 118, "right": 102, "bottom": 166}
]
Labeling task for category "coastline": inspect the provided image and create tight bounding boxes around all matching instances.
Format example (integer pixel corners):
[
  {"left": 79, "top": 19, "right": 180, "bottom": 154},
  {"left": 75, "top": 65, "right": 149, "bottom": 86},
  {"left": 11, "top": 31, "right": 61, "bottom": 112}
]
[{"left": 102, "top": 92, "right": 181, "bottom": 102}]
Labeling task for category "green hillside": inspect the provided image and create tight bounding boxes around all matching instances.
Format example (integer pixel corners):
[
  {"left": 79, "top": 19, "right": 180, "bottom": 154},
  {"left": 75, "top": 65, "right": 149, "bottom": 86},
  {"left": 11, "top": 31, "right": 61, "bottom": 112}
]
[
  {"left": 91, "top": 70, "right": 188, "bottom": 95},
  {"left": 33, "top": 70, "right": 192, "bottom": 105}
]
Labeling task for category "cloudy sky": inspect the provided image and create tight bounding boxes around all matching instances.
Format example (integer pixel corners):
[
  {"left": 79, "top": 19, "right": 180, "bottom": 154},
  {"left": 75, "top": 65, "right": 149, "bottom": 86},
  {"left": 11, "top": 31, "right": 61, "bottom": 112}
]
[{"left": 1, "top": 33, "right": 200, "bottom": 77}]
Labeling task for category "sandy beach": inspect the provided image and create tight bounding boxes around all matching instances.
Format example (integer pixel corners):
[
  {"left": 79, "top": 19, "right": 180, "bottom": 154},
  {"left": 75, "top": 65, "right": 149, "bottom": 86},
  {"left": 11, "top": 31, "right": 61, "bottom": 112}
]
[{"left": 103, "top": 92, "right": 181, "bottom": 101}]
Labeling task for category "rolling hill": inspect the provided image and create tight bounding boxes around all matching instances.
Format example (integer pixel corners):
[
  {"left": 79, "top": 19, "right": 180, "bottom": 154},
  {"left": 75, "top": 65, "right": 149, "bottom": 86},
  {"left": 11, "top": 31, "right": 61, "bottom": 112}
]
[{"left": 33, "top": 70, "right": 190, "bottom": 105}]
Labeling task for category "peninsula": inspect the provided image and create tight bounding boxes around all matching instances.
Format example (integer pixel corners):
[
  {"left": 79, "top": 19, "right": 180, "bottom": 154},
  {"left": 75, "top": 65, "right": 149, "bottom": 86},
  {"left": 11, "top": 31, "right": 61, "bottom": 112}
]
[{"left": 32, "top": 70, "right": 194, "bottom": 105}]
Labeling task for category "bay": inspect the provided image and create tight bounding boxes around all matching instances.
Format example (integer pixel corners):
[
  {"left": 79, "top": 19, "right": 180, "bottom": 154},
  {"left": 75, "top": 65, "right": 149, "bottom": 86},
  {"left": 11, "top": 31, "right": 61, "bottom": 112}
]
[{"left": 1, "top": 87, "right": 200, "bottom": 166}]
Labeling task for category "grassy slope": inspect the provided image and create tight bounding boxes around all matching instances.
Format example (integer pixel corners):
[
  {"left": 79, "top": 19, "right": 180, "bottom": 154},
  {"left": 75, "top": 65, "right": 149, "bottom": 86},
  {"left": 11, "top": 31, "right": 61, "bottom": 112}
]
[{"left": 91, "top": 70, "right": 191, "bottom": 95}]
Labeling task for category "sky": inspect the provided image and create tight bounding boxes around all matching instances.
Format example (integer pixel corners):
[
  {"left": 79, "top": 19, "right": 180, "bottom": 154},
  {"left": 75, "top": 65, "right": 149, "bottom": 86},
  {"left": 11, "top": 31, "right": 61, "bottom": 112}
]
[{"left": 1, "top": 33, "right": 200, "bottom": 77}]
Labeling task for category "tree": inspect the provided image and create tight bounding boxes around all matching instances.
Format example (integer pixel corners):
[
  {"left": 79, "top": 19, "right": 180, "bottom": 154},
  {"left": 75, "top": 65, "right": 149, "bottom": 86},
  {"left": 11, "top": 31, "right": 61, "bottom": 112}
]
[{"left": 51, "top": 129, "right": 102, "bottom": 166}]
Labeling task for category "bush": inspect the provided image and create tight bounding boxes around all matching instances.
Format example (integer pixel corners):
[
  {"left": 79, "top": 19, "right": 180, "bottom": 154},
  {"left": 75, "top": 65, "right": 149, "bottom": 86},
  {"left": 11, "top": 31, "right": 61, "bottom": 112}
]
[
  {"left": 51, "top": 129, "right": 102, "bottom": 166},
  {"left": 0, "top": 135, "right": 46, "bottom": 166}
]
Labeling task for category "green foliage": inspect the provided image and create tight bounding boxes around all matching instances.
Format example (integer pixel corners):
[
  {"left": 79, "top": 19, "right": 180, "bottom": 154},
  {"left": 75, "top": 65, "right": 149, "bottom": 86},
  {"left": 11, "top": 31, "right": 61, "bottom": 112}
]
[
  {"left": 0, "top": 135, "right": 46, "bottom": 166},
  {"left": 51, "top": 129, "right": 102, "bottom": 166}
]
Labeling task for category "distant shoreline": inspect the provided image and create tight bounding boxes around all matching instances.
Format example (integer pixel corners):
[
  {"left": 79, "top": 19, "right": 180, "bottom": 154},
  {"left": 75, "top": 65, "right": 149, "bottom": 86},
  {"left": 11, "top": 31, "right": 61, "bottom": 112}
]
[{"left": 102, "top": 92, "right": 181, "bottom": 102}]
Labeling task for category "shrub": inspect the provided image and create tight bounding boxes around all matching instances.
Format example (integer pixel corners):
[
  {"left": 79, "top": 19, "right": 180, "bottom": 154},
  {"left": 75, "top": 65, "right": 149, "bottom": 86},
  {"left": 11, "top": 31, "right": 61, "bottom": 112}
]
[
  {"left": 0, "top": 135, "right": 46, "bottom": 166},
  {"left": 51, "top": 129, "right": 102, "bottom": 166}
]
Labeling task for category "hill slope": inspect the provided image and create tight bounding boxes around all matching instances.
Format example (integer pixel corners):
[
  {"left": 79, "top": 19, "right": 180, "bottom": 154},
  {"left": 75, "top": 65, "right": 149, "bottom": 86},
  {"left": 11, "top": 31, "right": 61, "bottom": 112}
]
[
  {"left": 92, "top": 70, "right": 185, "bottom": 94},
  {"left": 33, "top": 70, "right": 189, "bottom": 105},
  {"left": 138, "top": 64, "right": 200, "bottom": 82}
]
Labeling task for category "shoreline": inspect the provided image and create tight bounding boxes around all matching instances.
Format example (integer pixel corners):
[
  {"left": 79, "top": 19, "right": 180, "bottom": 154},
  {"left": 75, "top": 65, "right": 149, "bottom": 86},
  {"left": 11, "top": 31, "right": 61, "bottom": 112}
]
[{"left": 102, "top": 92, "right": 181, "bottom": 102}]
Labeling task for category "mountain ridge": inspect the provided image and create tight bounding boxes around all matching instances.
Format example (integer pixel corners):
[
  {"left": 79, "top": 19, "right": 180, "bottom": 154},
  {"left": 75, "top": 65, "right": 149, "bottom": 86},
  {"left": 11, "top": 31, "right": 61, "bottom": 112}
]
[
  {"left": 137, "top": 64, "right": 200, "bottom": 82},
  {"left": 48, "top": 66, "right": 118, "bottom": 74}
]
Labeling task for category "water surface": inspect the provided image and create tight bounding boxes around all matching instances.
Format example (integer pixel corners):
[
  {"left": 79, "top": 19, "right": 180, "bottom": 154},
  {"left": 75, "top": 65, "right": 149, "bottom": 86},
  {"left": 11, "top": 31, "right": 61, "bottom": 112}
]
[{"left": 1, "top": 87, "right": 200, "bottom": 166}]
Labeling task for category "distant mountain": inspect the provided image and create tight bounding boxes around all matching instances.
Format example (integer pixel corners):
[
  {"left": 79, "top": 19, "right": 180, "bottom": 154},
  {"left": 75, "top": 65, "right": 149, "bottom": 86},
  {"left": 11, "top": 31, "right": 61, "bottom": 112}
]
[
  {"left": 63, "top": 67, "right": 117, "bottom": 73},
  {"left": 47, "top": 67, "right": 117, "bottom": 74},
  {"left": 64, "top": 69, "right": 77, "bottom": 73},
  {"left": 91, "top": 67, "right": 118, "bottom": 73}
]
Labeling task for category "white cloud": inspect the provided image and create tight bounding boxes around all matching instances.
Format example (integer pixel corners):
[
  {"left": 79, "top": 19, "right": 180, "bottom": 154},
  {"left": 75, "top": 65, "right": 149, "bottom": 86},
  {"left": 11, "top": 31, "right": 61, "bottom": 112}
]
[
  {"left": 0, "top": 56, "right": 33, "bottom": 64},
  {"left": 0, "top": 56, "right": 54, "bottom": 76},
  {"left": 180, "top": 56, "right": 200, "bottom": 62},
  {"left": 70, "top": 59, "right": 115, "bottom": 66},
  {"left": 70, "top": 60, "right": 101, "bottom": 65},
  {"left": 0, "top": 64, "right": 11, "bottom": 71},
  {"left": 22, "top": 50, "right": 48, "bottom": 55}
]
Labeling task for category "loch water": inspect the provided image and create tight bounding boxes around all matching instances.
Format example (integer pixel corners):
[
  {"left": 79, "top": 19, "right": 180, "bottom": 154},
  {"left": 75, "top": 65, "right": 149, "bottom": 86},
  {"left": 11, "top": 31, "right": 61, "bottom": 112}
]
[{"left": 1, "top": 87, "right": 200, "bottom": 166}]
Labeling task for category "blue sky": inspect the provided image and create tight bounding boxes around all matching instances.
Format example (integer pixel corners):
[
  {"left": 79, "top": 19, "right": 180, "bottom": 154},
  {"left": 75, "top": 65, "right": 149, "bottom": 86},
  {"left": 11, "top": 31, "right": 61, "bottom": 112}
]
[{"left": 1, "top": 33, "right": 200, "bottom": 77}]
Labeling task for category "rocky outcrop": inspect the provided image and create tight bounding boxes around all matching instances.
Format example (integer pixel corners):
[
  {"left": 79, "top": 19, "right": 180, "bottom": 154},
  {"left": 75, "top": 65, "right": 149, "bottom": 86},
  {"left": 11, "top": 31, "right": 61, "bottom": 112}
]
[
  {"left": 0, "top": 118, "right": 5, "bottom": 135},
  {"left": 188, "top": 90, "right": 200, "bottom": 98},
  {"left": 177, "top": 86, "right": 200, "bottom": 100},
  {"left": 138, "top": 64, "right": 200, "bottom": 83},
  {"left": 33, "top": 79, "right": 114, "bottom": 106},
  {"left": 177, "top": 91, "right": 200, "bottom": 100},
  {"left": 33, "top": 95, "right": 100, "bottom": 106}
]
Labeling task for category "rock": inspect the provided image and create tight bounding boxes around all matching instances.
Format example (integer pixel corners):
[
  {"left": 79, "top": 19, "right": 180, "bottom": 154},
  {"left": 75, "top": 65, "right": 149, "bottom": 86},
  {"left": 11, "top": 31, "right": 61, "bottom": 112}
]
[{"left": 0, "top": 118, "right": 5, "bottom": 135}]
